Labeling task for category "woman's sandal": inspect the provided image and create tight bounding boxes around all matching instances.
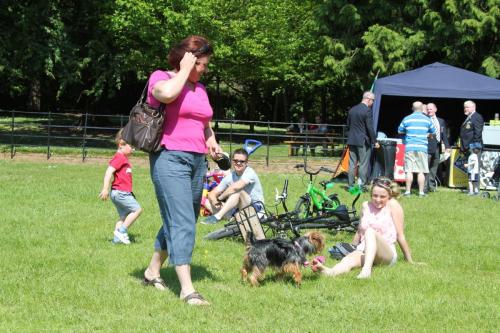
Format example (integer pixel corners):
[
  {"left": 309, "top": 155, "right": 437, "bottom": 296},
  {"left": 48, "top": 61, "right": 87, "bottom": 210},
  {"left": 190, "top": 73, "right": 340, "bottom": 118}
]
[
  {"left": 143, "top": 276, "right": 167, "bottom": 291},
  {"left": 181, "top": 292, "right": 210, "bottom": 306}
]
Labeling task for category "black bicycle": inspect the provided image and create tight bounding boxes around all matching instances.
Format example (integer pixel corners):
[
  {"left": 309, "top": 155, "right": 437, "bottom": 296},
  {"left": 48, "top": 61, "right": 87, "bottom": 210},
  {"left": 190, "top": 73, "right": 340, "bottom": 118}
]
[{"left": 204, "top": 176, "right": 361, "bottom": 241}]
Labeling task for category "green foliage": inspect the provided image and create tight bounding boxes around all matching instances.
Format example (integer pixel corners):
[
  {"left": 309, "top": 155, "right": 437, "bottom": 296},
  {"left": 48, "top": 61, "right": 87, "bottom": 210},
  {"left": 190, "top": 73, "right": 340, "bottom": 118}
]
[{"left": 0, "top": 0, "right": 498, "bottom": 118}]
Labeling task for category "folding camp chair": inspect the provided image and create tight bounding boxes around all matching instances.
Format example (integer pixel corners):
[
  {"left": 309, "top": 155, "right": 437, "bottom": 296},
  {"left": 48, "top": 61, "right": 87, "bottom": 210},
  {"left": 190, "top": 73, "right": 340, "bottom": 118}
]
[{"left": 235, "top": 202, "right": 266, "bottom": 242}]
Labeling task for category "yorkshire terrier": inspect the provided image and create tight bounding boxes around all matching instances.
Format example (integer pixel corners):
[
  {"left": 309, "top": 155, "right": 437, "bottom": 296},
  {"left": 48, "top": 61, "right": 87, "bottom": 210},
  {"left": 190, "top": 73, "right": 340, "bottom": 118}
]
[{"left": 240, "top": 231, "right": 325, "bottom": 287}]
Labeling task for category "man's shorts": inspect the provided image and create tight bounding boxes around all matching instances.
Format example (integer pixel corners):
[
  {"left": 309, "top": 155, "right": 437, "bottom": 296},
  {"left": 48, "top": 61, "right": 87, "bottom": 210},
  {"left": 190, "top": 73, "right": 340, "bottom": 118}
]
[
  {"left": 404, "top": 151, "right": 429, "bottom": 173},
  {"left": 110, "top": 190, "right": 141, "bottom": 220}
]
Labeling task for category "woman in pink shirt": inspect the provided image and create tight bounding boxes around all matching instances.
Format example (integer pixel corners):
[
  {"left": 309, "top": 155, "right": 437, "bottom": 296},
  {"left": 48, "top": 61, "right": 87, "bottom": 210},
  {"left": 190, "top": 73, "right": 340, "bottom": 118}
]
[
  {"left": 312, "top": 177, "right": 414, "bottom": 279},
  {"left": 142, "top": 36, "right": 221, "bottom": 305}
]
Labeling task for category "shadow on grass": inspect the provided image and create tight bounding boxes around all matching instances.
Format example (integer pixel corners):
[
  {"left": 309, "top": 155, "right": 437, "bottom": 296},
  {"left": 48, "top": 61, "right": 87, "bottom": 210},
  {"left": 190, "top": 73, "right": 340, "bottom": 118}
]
[{"left": 130, "top": 264, "right": 215, "bottom": 295}]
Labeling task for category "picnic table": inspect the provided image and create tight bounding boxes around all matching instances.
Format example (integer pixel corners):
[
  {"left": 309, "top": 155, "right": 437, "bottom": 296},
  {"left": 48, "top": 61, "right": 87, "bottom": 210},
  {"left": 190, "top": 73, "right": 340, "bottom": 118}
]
[{"left": 284, "top": 131, "right": 342, "bottom": 156}]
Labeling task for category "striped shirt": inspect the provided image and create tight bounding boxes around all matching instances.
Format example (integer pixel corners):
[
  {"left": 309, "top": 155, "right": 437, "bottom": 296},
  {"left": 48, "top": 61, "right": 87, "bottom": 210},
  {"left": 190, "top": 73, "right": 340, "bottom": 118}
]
[{"left": 398, "top": 112, "right": 436, "bottom": 152}]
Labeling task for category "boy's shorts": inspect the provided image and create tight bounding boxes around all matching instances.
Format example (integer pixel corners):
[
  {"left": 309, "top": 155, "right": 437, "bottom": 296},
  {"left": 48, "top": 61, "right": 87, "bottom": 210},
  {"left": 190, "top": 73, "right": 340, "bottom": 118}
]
[
  {"left": 468, "top": 173, "right": 479, "bottom": 182},
  {"left": 110, "top": 190, "right": 141, "bottom": 220}
]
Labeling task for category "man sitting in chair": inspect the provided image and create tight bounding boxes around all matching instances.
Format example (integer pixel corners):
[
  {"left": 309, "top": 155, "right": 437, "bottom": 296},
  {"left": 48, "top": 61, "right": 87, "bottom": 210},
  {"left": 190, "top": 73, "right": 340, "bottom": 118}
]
[{"left": 201, "top": 148, "right": 264, "bottom": 225}]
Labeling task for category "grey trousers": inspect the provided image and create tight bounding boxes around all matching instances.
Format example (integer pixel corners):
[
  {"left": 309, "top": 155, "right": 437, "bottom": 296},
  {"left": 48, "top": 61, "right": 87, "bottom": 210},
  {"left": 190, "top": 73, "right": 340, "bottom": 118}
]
[
  {"left": 425, "top": 150, "right": 440, "bottom": 191},
  {"left": 348, "top": 143, "right": 371, "bottom": 187}
]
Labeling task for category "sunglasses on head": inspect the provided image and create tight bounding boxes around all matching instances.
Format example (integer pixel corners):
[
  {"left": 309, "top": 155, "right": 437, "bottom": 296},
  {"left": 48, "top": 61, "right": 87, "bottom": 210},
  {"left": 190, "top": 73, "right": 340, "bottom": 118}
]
[
  {"left": 194, "top": 43, "right": 210, "bottom": 55},
  {"left": 373, "top": 177, "right": 391, "bottom": 188}
]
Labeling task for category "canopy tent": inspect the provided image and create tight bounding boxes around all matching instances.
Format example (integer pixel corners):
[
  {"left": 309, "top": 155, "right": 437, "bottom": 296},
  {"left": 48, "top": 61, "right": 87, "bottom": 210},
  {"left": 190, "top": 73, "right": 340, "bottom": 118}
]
[{"left": 372, "top": 62, "right": 500, "bottom": 131}]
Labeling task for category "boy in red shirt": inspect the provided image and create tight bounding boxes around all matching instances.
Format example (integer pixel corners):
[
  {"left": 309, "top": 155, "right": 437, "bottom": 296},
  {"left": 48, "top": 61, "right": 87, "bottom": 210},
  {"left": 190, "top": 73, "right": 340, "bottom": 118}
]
[{"left": 99, "top": 130, "right": 142, "bottom": 244}]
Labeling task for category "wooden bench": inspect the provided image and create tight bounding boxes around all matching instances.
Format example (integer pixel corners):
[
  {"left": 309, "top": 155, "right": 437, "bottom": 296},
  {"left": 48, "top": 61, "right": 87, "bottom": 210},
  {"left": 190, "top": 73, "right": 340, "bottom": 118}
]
[{"left": 284, "top": 131, "right": 339, "bottom": 156}]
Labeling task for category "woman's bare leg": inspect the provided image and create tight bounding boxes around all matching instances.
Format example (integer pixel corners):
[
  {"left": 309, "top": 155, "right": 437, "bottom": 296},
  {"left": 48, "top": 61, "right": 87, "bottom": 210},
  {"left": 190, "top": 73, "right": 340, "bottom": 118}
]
[
  {"left": 145, "top": 249, "right": 168, "bottom": 279},
  {"left": 357, "top": 228, "right": 394, "bottom": 279},
  {"left": 316, "top": 251, "right": 363, "bottom": 277}
]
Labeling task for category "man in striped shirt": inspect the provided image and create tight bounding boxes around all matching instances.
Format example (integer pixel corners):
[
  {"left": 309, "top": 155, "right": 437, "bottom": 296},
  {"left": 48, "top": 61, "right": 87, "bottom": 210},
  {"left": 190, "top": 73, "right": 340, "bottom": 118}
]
[{"left": 398, "top": 101, "right": 436, "bottom": 197}]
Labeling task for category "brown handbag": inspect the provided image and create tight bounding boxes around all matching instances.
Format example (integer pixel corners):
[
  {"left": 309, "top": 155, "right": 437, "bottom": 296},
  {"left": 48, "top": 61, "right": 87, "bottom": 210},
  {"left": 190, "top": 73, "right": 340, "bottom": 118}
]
[{"left": 121, "top": 80, "right": 165, "bottom": 153}]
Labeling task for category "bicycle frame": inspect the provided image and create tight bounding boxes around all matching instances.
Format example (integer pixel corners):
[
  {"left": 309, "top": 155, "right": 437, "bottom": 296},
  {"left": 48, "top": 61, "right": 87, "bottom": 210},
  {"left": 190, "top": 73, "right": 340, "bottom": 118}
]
[{"left": 306, "top": 181, "right": 338, "bottom": 212}]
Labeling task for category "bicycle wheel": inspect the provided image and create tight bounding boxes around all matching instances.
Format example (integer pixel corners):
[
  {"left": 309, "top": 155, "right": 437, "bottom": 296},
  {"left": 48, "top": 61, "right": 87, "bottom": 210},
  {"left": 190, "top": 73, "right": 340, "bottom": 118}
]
[
  {"left": 203, "top": 224, "right": 240, "bottom": 240},
  {"left": 294, "top": 195, "right": 311, "bottom": 219}
]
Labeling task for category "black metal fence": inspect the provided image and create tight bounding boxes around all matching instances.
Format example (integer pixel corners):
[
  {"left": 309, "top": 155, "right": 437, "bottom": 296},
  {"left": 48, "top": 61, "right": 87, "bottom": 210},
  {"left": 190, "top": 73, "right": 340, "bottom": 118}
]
[{"left": 0, "top": 109, "right": 347, "bottom": 165}]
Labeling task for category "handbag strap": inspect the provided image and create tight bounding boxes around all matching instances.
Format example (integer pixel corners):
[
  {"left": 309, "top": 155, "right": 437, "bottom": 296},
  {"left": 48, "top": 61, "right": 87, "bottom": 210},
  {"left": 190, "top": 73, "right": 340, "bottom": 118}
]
[
  {"left": 137, "top": 71, "right": 169, "bottom": 111},
  {"left": 137, "top": 72, "right": 170, "bottom": 112}
]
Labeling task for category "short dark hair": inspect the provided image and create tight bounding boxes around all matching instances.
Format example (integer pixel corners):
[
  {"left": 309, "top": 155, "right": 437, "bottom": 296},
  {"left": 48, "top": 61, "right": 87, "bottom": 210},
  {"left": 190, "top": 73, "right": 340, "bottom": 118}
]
[
  {"left": 168, "top": 35, "right": 213, "bottom": 71},
  {"left": 232, "top": 148, "right": 248, "bottom": 159}
]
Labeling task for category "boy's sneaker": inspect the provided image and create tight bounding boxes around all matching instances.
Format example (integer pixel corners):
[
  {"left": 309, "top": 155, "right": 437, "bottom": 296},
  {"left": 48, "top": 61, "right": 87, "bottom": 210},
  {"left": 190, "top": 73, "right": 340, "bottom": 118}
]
[
  {"left": 201, "top": 215, "right": 220, "bottom": 225},
  {"left": 113, "top": 230, "right": 131, "bottom": 244},
  {"left": 403, "top": 192, "right": 411, "bottom": 197}
]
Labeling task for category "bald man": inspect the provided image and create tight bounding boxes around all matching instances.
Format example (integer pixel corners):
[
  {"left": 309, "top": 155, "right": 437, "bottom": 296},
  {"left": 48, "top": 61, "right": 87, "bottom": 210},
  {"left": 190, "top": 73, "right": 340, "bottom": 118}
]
[{"left": 398, "top": 101, "right": 436, "bottom": 197}]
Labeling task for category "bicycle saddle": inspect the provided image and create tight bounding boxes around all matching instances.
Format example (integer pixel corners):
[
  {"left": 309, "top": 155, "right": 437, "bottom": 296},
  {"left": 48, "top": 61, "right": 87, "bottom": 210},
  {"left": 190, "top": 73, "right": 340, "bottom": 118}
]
[{"left": 332, "top": 205, "right": 349, "bottom": 222}]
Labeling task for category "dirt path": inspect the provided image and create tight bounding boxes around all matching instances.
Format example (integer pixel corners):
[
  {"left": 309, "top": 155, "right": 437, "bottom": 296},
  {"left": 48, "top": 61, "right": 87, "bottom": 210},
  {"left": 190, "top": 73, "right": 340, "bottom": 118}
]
[{"left": 1, "top": 151, "right": 342, "bottom": 174}]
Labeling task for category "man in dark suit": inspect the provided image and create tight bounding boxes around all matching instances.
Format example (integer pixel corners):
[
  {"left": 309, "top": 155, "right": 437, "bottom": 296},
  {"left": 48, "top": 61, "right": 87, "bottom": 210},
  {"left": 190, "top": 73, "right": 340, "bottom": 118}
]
[
  {"left": 460, "top": 100, "right": 484, "bottom": 154},
  {"left": 346, "top": 91, "right": 378, "bottom": 190},
  {"left": 424, "top": 103, "right": 450, "bottom": 192}
]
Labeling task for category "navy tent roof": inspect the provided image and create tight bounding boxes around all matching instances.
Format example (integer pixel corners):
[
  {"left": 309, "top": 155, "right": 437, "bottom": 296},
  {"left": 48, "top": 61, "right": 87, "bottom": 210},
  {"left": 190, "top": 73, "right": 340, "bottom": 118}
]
[{"left": 372, "top": 62, "right": 500, "bottom": 130}]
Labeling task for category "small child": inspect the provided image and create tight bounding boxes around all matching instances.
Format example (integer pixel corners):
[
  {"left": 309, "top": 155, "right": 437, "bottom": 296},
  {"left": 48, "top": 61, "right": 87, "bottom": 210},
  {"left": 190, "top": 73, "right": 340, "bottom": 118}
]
[
  {"left": 464, "top": 143, "right": 481, "bottom": 196},
  {"left": 99, "top": 130, "right": 142, "bottom": 244}
]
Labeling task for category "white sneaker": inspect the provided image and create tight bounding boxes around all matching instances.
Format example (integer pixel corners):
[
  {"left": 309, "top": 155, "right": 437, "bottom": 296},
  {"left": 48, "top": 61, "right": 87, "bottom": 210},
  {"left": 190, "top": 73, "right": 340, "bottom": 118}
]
[{"left": 113, "top": 230, "right": 131, "bottom": 244}]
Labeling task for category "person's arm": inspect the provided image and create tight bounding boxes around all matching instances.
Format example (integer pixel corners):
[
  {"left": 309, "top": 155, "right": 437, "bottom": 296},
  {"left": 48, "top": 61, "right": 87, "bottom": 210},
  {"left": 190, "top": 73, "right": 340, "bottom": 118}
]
[
  {"left": 389, "top": 199, "right": 413, "bottom": 263},
  {"left": 205, "top": 125, "right": 221, "bottom": 159},
  {"left": 397, "top": 120, "right": 406, "bottom": 135},
  {"left": 207, "top": 185, "right": 223, "bottom": 209},
  {"left": 152, "top": 53, "right": 197, "bottom": 104},
  {"left": 472, "top": 113, "right": 484, "bottom": 143},
  {"left": 99, "top": 166, "right": 116, "bottom": 201},
  {"left": 441, "top": 119, "right": 451, "bottom": 150},
  {"left": 352, "top": 201, "right": 368, "bottom": 245},
  {"left": 366, "top": 110, "right": 377, "bottom": 146},
  {"left": 218, "top": 179, "right": 248, "bottom": 201}
]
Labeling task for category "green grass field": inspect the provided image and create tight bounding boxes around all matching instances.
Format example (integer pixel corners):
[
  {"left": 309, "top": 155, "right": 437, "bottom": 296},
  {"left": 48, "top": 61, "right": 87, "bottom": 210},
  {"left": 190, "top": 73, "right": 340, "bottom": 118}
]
[{"left": 0, "top": 158, "right": 498, "bottom": 332}]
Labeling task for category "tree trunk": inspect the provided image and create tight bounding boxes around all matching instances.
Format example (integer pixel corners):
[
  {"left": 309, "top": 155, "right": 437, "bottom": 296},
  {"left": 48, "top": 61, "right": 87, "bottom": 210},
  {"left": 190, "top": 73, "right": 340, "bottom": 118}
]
[
  {"left": 283, "top": 88, "right": 289, "bottom": 121},
  {"left": 272, "top": 93, "right": 279, "bottom": 122},
  {"left": 28, "top": 78, "right": 41, "bottom": 112}
]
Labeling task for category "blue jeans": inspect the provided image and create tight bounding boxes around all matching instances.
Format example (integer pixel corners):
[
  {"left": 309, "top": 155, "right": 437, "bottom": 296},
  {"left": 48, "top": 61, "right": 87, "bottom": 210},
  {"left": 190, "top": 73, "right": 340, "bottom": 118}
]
[{"left": 149, "top": 149, "right": 206, "bottom": 265}]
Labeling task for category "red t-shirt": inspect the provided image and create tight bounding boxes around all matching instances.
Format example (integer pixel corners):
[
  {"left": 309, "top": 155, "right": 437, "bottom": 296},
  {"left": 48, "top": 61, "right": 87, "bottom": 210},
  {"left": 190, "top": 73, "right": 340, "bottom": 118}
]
[{"left": 110, "top": 152, "right": 133, "bottom": 192}]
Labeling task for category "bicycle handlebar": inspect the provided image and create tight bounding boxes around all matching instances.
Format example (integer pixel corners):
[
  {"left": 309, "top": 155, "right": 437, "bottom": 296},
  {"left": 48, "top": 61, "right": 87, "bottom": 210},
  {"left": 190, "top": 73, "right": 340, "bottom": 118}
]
[{"left": 295, "top": 164, "right": 335, "bottom": 176}]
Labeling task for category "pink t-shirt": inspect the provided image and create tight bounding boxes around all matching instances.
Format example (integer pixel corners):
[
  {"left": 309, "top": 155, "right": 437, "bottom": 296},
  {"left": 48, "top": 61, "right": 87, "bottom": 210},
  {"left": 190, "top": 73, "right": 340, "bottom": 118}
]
[
  {"left": 110, "top": 152, "right": 133, "bottom": 192},
  {"left": 358, "top": 202, "right": 397, "bottom": 246},
  {"left": 147, "top": 70, "right": 213, "bottom": 153}
]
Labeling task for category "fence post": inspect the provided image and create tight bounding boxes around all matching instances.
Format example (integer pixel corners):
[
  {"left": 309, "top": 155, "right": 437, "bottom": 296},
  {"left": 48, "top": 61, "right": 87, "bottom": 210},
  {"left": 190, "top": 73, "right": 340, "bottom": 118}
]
[
  {"left": 82, "top": 112, "right": 88, "bottom": 162},
  {"left": 266, "top": 121, "right": 270, "bottom": 167},
  {"left": 47, "top": 110, "right": 52, "bottom": 159},
  {"left": 10, "top": 110, "right": 15, "bottom": 159},
  {"left": 229, "top": 120, "right": 233, "bottom": 156}
]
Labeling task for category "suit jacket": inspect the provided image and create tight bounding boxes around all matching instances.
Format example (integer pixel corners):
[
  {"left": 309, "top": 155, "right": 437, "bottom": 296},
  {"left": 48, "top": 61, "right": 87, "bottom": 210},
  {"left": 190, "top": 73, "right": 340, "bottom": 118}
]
[
  {"left": 428, "top": 117, "right": 450, "bottom": 154},
  {"left": 460, "top": 111, "right": 484, "bottom": 151},
  {"left": 346, "top": 103, "right": 376, "bottom": 146}
]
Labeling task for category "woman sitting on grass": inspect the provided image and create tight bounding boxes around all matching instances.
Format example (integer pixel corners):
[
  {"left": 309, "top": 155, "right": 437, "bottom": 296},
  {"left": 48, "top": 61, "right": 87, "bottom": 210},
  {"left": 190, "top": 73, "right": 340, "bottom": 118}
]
[{"left": 312, "top": 177, "right": 414, "bottom": 278}]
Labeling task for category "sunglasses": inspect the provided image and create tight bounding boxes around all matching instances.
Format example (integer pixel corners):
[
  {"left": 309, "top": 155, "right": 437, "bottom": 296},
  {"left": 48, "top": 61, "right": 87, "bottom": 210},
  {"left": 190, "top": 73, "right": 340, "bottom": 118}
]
[
  {"left": 232, "top": 159, "right": 247, "bottom": 164},
  {"left": 373, "top": 177, "right": 391, "bottom": 188}
]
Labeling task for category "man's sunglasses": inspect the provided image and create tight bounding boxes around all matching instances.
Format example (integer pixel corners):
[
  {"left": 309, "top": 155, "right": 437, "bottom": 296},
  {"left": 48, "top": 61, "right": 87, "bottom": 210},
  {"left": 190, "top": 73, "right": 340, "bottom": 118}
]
[{"left": 232, "top": 159, "right": 247, "bottom": 164}]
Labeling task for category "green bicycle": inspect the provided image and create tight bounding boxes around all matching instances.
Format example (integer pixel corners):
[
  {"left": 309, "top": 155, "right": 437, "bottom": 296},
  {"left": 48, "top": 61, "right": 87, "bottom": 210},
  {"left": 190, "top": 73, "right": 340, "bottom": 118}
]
[{"left": 293, "top": 163, "right": 343, "bottom": 218}]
